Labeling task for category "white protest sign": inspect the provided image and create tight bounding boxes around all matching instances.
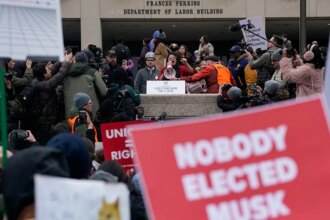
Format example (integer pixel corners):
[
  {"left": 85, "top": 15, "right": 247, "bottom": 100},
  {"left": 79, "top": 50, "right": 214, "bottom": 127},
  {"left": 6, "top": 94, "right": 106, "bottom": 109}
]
[
  {"left": 35, "top": 175, "right": 130, "bottom": 220},
  {"left": 147, "top": 80, "right": 186, "bottom": 94},
  {"left": 0, "top": 0, "right": 64, "bottom": 61},
  {"left": 323, "top": 36, "right": 330, "bottom": 114},
  {"left": 239, "top": 16, "right": 267, "bottom": 51}
]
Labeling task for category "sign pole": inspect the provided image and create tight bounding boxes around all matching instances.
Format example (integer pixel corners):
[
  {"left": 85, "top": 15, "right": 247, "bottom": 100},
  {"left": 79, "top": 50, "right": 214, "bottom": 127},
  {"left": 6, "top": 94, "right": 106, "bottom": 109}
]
[{"left": 0, "top": 59, "right": 8, "bottom": 167}]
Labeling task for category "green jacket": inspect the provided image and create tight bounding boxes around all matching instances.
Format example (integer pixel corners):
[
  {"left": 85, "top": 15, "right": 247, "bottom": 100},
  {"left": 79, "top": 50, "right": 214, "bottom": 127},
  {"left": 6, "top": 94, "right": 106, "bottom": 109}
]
[{"left": 63, "top": 63, "right": 107, "bottom": 119}]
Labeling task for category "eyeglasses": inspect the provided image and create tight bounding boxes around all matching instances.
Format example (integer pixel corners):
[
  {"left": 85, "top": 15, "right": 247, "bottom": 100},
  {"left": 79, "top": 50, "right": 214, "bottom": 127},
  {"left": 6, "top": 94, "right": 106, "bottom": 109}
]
[{"left": 146, "top": 59, "right": 155, "bottom": 62}]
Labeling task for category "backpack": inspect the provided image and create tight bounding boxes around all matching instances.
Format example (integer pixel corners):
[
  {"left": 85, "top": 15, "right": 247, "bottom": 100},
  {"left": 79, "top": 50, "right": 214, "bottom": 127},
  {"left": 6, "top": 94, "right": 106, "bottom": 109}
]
[
  {"left": 17, "top": 79, "right": 38, "bottom": 113},
  {"left": 257, "top": 52, "right": 275, "bottom": 88},
  {"left": 111, "top": 88, "right": 137, "bottom": 122}
]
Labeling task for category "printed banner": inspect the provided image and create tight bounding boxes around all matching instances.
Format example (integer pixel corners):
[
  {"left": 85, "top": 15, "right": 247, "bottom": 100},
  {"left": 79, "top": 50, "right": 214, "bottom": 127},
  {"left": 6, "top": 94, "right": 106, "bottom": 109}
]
[{"left": 130, "top": 96, "right": 330, "bottom": 220}]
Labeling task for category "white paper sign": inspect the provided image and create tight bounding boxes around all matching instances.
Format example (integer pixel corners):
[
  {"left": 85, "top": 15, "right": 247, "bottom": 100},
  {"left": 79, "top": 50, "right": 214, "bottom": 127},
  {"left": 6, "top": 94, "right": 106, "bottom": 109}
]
[
  {"left": 0, "top": 0, "right": 64, "bottom": 61},
  {"left": 147, "top": 80, "right": 186, "bottom": 94},
  {"left": 324, "top": 36, "right": 330, "bottom": 114},
  {"left": 35, "top": 175, "right": 130, "bottom": 220},
  {"left": 239, "top": 16, "right": 267, "bottom": 51}
]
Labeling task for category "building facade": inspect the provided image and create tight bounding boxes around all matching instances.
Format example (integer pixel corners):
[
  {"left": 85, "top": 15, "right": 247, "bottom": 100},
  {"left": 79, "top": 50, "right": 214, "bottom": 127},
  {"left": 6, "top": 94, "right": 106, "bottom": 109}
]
[{"left": 61, "top": 0, "right": 330, "bottom": 55}]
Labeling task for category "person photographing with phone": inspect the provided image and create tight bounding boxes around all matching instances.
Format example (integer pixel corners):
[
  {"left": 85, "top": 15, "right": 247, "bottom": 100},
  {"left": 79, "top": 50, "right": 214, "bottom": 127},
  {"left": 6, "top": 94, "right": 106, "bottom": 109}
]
[{"left": 68, "top": 92, "right": 100, "bottom": 142}]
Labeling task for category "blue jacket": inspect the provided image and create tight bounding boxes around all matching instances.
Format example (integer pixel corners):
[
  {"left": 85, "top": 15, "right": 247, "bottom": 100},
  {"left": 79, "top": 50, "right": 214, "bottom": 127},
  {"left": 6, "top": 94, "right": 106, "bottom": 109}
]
[{"left": 228, "top": 57, "right": 249, "bottom": 89}]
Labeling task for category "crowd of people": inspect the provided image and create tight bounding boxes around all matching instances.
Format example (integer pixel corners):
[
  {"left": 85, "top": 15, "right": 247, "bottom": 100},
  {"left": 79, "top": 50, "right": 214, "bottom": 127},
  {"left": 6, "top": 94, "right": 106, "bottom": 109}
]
[{"left": 0, "top": 28, "right": 328, "bottom": 219}]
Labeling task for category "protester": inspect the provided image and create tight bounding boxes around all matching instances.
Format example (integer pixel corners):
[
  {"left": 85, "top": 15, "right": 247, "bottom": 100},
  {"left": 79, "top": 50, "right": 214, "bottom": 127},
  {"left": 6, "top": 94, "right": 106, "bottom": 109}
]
[
  {"left": 104, "top": 67, "right": 141, "bottom": 122},
  {"left": 280, "top": 45, "right": 325, "bottom": 97},
  {"left": 138, "top": 37, "right": 151, "bottom": 69},
  {"left": 196, "top": 35, "right": 214, "bottom": 62},
  {"left": 47, "top": 133, "right": 90, "bottom": 179},
  {"left": 67, "top": 92, "right": 100, "bottom": 142},
  {"left": 2, "top": 147, "right": 69, "bottom": 220},
  {"left": 246, "top": 35, "right": 283, "bottom": 88},
  {"left": 103, "top": 50, "right": 120, "bottom": 87},
  {"left": 28, "top": 53, "right": 73, "bottom": 144},
  {"left": 270, "top": 50, "right": 290, "bottom": 99},
  {"left": 134, "top": 52, "right": 160, "bottom": 94},
  {"left": 158, "top": 53, "right": 194, "bottom": 80},
  {"left": 177, "top": 56, "right": 230, "bottom": 93},
  {"left": 228, "top": 45, "right": 257, "bottom": 93},
  {"left": 63, "top": 52, "right": 108, "bottom": 119},
  {"left": 154, "top": 29, "right": 169, "bottom": 69},
  {"left": 111, "top": 39, "right": 131, "bottom": 65},
  {"left": 174, "top": 45, "right": 194, "bottom": 66}
]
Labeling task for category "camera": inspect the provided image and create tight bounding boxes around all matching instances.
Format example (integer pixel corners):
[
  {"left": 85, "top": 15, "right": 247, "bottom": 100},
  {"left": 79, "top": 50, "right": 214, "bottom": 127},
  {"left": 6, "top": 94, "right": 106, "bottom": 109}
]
[
  {"left": 5, "top": 72, "right": 13, "bottom": 81},
  {"left": 65, "top": 46, "right": 80, "bottom": 56},
  {"left": 238, "top": 41, "right": 254, "bottom": 54},
  {"left": 78, "top": 110, "right": 87, "bottom": 124},
  {"left": 10, "top": 129, "right": 29, "bottom": 141},
  {"left": 87, "top": 44, "right": 104, "bottom": 70}
]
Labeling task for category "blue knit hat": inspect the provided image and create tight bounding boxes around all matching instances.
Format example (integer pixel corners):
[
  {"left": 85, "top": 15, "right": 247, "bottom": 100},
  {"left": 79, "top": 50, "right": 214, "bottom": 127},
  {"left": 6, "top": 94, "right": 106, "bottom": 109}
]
[
  {"left": 73, "top": 92, "right": 90, "bottom": 110},
  {"left": 75, "top": 52, "right": 88, "bottom": 64}
]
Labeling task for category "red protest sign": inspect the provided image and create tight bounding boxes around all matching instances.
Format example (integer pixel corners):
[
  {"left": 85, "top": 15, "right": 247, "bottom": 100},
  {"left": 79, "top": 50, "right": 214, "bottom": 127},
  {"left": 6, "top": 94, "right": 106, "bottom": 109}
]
[
  {"left": 130, "top": 96, "right": 330, "bottom": 220},
  {"left": 101, "top": 121, "right": 152, "bottom": 175}
]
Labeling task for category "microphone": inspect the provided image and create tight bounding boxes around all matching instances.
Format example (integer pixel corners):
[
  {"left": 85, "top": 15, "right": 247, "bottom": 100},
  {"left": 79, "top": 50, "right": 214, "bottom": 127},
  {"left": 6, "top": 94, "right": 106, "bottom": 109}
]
[
  {"left": 229, "top": 23, "right": 241, "bottom": 32},
  {"left": 229, "top": 23, "right": 247, "bottom": 32}
]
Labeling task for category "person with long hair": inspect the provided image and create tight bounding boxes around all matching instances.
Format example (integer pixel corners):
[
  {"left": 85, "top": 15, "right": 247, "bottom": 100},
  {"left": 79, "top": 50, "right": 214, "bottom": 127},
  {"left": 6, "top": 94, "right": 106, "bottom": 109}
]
[
  {"left": 279, "top": 45, "right": 325, "bottom": 98},
  {"left": 174, "top": 44, "right": 193, "bottom": 66},
  {"left": 196, "top": 35, "right": 214, "bottom": 62},
  {"left": 158, "top": 53, "right": 194, "bottom": 80},
  {"left": 154, "top": 29, "right": 169, "bottom": 69}
]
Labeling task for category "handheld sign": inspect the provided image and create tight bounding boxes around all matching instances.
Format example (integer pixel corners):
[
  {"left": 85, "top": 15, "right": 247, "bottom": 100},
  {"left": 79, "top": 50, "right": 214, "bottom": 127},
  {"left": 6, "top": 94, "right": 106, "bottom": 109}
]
[
  {"left": 35, "top": 175, "right": 130, "bottom": 220},
  {"left": 0, "top": 0, "right": 64, "bottom": 61},
  {"left": 101, "top": 121, "right": 152, "bottom": 175},
  {"left": 239, "top": 16, "right": 267, "bottom": 51},
  {"left": 323, "top": 36, "right": 330, "bottom": 114},
  {"left": 130, "top": 96, "right": 330, "bottom": 220}
]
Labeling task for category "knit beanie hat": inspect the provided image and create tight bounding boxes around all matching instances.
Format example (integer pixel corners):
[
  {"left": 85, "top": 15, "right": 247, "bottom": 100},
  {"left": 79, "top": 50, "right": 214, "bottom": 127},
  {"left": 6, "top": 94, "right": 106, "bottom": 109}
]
[
  {"left": 272, "top": 49, "right": 282, "bottom": 61},
  {"left": 227, "top": 87, "right": 242, "bottom": 101},
  {"left": 47, "top": 133, "right": 90, "bottom": 179},
  {"left": 264, "top": 80, "right": 279, "bottom": 95},
  {"left": 82, "top": 49, "right": 94, "bottom": 61},
  {"left": 74, "top": 92, "right": 90, "bottom": 110},
  {"left": 75, "top": 52, "right": 88, "bottom": 64}
]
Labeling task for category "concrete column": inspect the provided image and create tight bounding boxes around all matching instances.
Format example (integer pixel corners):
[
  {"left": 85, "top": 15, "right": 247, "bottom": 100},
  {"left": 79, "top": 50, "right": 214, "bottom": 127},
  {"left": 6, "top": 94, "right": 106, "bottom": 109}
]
[
  {"left": 246, "top": 0, "right": 266, "bottom": 28},
  {"left": 299, "top": 0, "right": 307, "bottom": 54},
  {"left": 80, "top": 0, "right": 102, "bottom": 49}
]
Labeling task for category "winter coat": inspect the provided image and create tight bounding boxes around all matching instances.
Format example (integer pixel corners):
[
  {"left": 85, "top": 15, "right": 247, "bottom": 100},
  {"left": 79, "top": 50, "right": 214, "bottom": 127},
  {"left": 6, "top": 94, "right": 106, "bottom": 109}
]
[
  {"left": 181, "top": 65, "right": 219, "bottom": 93},
  {"left": 134, "top": 67, "right": 160, "bottom": 94},
  {"left": 138, "top": 45, "right": 150, "bottom": 69},
  {"left": 64, "top": 62, "right": 108, "bottom": 119},
  {"left": 280, "top": 57, "right": 324, "bottom": 98},
  {"left": 198, "top": 43, "right": 214, "bottom": 58},
  {"left": 31, "top": 61, "right": 71, "bottom": 125},
  {"left": 155, "top": 42, "right": 168, "bottom": 69}
]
